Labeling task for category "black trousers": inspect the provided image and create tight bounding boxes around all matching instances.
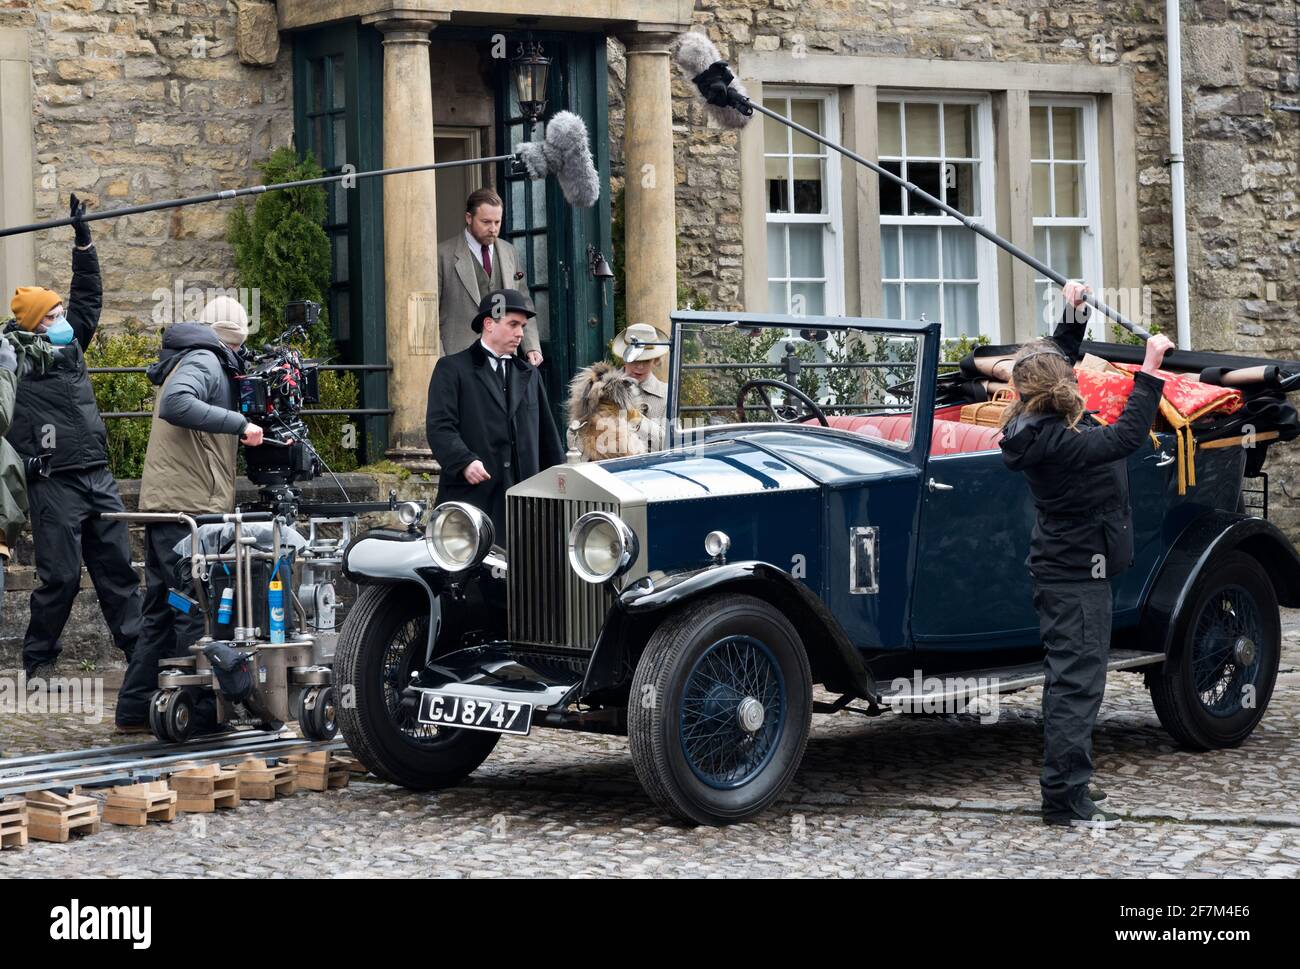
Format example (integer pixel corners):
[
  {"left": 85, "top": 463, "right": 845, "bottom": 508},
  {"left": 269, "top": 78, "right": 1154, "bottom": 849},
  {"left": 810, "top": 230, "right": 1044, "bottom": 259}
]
[
  {"left": 1032, "top": 578, "right": 1113, "bottom": 815},
  {"left": 116, "top": 522, "right": 206, "bottom": 725},
  {"left": 22, "top": 467, "right": 141, "bottom": 673}
]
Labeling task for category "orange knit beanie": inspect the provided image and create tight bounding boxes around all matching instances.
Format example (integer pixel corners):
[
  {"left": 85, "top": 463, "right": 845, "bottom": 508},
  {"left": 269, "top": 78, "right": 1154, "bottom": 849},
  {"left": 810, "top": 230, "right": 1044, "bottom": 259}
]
[{"left": 10, "top": 287, "right": 62, "bottom": 332}]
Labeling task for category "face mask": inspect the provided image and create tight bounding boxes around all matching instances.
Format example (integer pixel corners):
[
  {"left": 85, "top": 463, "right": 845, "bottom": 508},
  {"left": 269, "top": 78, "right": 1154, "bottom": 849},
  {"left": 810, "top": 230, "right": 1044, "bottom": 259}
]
[{"left": 43, "top": 316, "right": 74, "bottom": 346}]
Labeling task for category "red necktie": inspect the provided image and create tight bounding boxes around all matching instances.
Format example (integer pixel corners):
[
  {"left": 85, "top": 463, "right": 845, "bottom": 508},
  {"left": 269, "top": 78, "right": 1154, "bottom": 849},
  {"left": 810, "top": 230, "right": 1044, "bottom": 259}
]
[{"left": 481, "top": 243, "right": 492, "bottom": 278}]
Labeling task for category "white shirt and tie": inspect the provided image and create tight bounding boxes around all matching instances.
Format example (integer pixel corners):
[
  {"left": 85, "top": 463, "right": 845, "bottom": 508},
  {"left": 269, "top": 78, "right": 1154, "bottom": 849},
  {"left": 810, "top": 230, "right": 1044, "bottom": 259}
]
[
  {"left": 481, "top": 340, "right": 515, "bottom": 406},
  {"left": 466, "top": 229, "right": 495, "bottom": 278}
]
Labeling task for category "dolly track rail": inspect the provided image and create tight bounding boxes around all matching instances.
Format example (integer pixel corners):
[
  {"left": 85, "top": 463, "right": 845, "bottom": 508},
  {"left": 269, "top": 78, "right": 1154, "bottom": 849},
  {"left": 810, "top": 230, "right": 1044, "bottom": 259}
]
[{"left": 0, "top": 730, "right": 347, "bottom": 797}]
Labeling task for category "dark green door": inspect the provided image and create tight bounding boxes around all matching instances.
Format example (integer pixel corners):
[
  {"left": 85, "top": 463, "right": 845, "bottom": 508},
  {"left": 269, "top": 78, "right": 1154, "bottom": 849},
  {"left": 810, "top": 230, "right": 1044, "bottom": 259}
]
[
  {"left": 496, "top": 32, "right": 613, "bottom": 426},
  {"left": 293, "top": 23, "right": 387, "bottom": 462}
]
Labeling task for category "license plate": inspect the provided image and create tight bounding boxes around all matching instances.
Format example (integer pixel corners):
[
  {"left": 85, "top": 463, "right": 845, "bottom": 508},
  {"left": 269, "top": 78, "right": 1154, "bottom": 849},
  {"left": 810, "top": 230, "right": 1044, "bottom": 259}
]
[{"left": 416, "top": 691, "right": 533, "bottom": 736}]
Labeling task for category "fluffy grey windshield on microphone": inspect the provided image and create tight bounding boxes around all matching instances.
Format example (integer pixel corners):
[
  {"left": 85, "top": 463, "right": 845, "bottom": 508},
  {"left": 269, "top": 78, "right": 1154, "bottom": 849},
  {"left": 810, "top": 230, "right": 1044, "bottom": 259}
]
[
  {"left": 517, "top": 111, "right": 601, "bottom": 208},
  {"left": 672, "top": 31, "right": 752, "bottom": 129}
]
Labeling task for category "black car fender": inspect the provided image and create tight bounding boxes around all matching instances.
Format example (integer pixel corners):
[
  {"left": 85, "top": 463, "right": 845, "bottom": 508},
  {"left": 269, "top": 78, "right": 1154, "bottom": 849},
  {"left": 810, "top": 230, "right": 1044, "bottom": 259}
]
[
  {"left": 1139, "top": 511, "right": 1300, "bottom": 660},
  {"left": 342, "top": 529, "right": 435, "bottom": 587},
  {"left": 587, "top": 561, "right": 878, "bottom": 702},
  {"left": 343, "top": 528, "right": 509, "bottom": 659}
]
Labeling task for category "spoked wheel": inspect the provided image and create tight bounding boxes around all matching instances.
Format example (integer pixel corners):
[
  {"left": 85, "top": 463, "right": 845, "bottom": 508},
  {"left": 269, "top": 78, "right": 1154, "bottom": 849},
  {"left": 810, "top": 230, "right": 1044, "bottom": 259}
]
[
  {"left": 1148, "top": 551, "right": 1280, "bottom": 750},
  {"left": 679, "top": 637, "right": 786, "bottom": 789},
  {"left": 335, "top": 585, "right": 498, "bottom": 789},
  {"left": 629, "top": 594, "right": 812, "bottom": 825}
]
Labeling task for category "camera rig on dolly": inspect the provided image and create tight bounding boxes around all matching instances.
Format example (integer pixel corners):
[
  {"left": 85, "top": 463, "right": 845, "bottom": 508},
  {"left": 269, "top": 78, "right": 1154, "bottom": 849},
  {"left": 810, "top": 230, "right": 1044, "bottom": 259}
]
[{"left": 102, "top": 301, "right": 419, "bottom": 743}]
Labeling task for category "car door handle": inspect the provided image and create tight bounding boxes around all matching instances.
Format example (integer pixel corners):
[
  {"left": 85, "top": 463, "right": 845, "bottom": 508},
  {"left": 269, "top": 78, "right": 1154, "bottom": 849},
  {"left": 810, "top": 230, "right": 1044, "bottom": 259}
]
[{"left": 927, "top": 478, "right": 954, "bottom": 493}]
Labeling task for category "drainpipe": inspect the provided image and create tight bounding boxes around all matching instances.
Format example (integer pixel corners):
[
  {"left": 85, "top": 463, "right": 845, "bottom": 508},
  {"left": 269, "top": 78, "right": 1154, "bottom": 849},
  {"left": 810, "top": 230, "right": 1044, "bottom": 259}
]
[{"left": 1167, "top": 0, "right": 1192, "bottom": 350}]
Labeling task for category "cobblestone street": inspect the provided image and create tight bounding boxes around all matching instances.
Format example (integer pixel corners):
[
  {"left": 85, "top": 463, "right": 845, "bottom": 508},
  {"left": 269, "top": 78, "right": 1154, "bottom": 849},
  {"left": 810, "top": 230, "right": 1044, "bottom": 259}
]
[{"left": 2, "top": 614, "right": 1298, "bottom": 879}]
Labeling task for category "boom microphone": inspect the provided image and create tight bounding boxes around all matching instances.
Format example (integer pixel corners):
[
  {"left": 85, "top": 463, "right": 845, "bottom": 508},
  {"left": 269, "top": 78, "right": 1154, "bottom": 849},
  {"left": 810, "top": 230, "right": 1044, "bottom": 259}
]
[
  {"left": 672, "top": 32, "right": 753, "bottom": 129},
  {"left": 517, "top": 111, "right": 601, "bottom": 209}
]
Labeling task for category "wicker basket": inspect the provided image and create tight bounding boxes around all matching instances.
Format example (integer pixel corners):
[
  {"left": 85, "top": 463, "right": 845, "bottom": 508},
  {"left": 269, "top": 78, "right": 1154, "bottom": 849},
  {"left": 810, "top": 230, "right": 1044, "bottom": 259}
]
[{"left": 959, "top": 389, "right": 1016, "bottom": 427}]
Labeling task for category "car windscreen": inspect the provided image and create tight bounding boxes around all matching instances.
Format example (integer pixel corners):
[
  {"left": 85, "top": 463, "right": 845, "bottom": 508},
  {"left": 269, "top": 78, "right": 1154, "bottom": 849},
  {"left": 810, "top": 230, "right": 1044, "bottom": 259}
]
[{"left": 674, "top": 322, "right": 922, "bottom": 449}]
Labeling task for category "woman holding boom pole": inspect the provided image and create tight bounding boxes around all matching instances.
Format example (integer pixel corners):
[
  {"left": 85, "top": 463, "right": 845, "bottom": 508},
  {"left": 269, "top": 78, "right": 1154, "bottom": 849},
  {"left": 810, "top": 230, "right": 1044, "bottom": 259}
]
[{"left": 999, "top": 282, "right": 1175, "bottom": 829}]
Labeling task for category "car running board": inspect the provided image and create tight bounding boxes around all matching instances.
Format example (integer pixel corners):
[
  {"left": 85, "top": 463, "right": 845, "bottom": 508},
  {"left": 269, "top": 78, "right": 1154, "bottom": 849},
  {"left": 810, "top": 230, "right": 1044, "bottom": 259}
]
[{"left": 874, "top": 649, "right": 1165, "bottom": 707}]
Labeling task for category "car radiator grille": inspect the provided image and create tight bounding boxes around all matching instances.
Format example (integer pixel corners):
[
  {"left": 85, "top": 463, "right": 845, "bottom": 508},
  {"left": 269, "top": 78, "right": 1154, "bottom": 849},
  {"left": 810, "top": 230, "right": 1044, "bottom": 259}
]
[{"left": 507, "top": 495, "right": 618, "bottom": 651}]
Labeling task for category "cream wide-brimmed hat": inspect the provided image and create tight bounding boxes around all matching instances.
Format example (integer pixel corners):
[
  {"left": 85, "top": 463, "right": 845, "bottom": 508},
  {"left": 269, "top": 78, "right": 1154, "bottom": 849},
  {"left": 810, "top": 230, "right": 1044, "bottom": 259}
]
[{"left": 612, "top": 322, "right": 668, "bottom": 363}]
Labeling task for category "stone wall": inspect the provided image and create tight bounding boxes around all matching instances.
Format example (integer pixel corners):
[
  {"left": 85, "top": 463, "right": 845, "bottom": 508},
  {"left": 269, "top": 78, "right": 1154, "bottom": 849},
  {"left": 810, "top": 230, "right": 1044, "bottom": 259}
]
[
  {"left": 0, "top": 0, "right": 293, "bottom": 332},
  {"left": 605, "top": 0, "right": 1300, "bottom": 531}
]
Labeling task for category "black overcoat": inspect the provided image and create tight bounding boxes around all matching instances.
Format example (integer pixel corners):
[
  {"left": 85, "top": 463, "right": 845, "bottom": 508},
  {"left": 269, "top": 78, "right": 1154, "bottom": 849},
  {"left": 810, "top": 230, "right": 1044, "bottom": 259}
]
[{"left": 425, "top": 340, "right": 564, "bottom": 546}]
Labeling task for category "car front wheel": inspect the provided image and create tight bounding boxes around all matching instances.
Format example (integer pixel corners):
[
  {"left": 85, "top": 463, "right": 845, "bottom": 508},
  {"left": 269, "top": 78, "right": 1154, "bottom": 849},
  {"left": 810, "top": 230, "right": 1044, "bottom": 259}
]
[
  {"left": 336, "top": 584, "right": 499, "bottom": 789},
  {"left": 1147, "top": 551, "right": 1280, "bottom": 750},
  {"left": 629, "top": 593, "right": 812, "bottom": 825}
]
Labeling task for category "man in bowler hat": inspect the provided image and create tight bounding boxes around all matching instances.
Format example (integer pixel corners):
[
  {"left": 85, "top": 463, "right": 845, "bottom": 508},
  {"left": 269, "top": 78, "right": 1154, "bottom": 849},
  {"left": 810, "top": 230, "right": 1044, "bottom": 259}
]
[{"left": 425, "top": 288, "right": 564, "bottom": 545}]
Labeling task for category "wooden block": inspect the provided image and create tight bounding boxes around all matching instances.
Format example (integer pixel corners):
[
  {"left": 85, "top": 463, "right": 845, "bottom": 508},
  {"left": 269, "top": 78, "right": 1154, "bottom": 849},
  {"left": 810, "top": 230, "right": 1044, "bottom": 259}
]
[
  {"left": 286, "top": 753, "right": 351, "bottom": 793},
  {"left": 333, "top": 754, "right": 370, "bottom": 776},
  {"left": 103, "top": 781, "right": 178, "bottom": 827},
  {"left": 235, "top": 759, "right": 297, "bottom": 800},
  {"left": 25, "top": 790, "right": 101, "bottom": 843},
  {"left": 169, "top": 765, "right": 241, "bottom": 813},
  {"left": 0, "top": 798, "right": 28, "bottom": 850}
]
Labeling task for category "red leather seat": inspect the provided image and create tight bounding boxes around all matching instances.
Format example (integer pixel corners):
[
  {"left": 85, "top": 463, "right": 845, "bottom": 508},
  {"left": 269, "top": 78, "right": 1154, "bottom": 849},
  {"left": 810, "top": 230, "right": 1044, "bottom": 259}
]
[{"left": 817, "top": 413, "right": 1003, "bottom": 455}]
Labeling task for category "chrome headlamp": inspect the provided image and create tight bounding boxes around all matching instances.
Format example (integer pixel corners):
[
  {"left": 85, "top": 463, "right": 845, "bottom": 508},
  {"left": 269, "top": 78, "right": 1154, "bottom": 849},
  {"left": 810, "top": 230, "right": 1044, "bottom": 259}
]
[
  {"left": 396, "top": 501, "right": 425, "bottom": 528},
  {"left": 425, "top": 502, "right": 494, "bottom": 572},
  {"left": 568, "top": 511, "right": 638, "bottom": 584}
]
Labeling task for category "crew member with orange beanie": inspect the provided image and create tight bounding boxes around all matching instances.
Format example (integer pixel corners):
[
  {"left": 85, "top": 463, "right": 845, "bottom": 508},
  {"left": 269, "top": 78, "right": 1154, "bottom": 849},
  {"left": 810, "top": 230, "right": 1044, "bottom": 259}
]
[{"left": 3, "top": 194, "right": 141, "bottom": 684}]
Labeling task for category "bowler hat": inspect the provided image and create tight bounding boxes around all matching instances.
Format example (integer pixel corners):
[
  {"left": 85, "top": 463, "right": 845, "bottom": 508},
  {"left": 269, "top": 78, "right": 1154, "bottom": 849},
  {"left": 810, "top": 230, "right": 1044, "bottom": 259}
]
[{"left": 471, "top": 288, "right": 536, "bottom": 333}]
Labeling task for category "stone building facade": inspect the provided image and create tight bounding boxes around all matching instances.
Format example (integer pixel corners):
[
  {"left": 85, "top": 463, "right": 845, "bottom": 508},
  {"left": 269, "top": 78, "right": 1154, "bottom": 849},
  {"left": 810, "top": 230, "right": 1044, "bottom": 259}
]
[
  {"left": 0, "top": 0, "right": 1297, "bottom": 522},
  {"left": 0, "top": 0, "right": 293, "bottom": 329},
  {"left": 654, "top": 1, "right": 1298, "bottom": 357}
]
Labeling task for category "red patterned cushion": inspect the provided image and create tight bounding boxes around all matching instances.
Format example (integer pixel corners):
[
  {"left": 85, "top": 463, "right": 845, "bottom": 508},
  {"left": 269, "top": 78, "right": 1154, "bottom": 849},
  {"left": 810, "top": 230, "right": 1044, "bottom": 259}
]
[
  {"left": 1109, "top": 363, "right": 1243, "bottom": 421},
  {"left": 1074, "top": 369, "right": 1136, "bottom": 425}
]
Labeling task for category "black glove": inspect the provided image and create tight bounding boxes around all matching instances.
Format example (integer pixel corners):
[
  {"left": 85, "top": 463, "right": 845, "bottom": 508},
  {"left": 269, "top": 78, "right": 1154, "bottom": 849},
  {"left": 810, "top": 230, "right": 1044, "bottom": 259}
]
[{"left": 70, "top": 193, "right": 92, "bottom": 247}]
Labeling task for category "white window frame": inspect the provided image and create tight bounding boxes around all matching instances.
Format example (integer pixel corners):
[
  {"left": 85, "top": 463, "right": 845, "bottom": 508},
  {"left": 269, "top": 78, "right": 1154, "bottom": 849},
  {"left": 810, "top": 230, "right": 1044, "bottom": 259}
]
[
  {"left": 1029, "top": 95, "right": 1104, "bottom": 339},
  {"left": 762, "top": 87, "right": 845, "bottom": 318},
  {"left": 877, "top": 90, "right": 998, "bottom": 341}
]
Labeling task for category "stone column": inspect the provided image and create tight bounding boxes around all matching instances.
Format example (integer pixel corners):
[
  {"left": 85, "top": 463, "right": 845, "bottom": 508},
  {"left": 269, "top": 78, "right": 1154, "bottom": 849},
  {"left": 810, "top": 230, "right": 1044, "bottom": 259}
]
[
  {"left": 370, "top": 16, "right": 445, "bottom": 468},
  {"left": 620, "top": 31, "right": 677, "bottom": 363}
]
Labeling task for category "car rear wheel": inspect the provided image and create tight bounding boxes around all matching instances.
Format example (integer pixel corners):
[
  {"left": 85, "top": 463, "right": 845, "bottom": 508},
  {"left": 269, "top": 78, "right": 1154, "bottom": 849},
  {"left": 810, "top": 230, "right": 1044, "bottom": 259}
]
[
  {"left": 336, "top": 584, "right": 498, "bottom": 789},
  {"left": 629, "top": 594, "right": 812, "bottom": 825},
  {"left": 1147, "top": 551, "right": 1280, "bottom": 750}
]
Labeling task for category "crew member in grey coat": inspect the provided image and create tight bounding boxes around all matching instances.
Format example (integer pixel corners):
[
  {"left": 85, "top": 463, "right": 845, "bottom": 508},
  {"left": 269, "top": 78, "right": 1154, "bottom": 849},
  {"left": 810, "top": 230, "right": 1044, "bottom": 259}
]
[{"left": 116, "top": 296, "right": 261, "bottom": 730}]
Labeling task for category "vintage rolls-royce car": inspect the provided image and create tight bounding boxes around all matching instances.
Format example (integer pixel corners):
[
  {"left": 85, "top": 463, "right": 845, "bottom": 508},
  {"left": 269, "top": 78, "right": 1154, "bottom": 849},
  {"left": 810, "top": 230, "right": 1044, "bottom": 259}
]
[{"left": 336, "top": 311, "right": 1299, "bottom": 825}]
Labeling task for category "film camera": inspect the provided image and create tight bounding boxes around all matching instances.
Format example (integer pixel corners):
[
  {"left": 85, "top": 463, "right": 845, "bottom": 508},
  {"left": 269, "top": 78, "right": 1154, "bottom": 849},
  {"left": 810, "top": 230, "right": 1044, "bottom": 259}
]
[{"left": 240, "top": 300, "right": 323, "bottom": 512}]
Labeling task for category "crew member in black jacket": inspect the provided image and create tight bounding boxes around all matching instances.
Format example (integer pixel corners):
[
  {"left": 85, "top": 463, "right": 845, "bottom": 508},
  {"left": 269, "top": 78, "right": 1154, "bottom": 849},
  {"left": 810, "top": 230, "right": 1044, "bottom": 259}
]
[
  {"left": 425, "top": 289, "right": 564, "bottom": 545},
  {"left": 1000, "top": 282, "right": 1175, "bottom": 829},
  {"left": 4, "top": 195, "right": 141, "bottom": 682}
]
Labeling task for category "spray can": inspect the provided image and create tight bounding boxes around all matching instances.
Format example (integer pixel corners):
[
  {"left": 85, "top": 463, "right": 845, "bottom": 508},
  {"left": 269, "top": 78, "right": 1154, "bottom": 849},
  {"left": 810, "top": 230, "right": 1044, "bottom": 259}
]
[
  {"left": 268, "top": 568, "right": 286, "bottom": 644},
  {"left": 216, "top": 585, "right": 234, "bottom": 626}
]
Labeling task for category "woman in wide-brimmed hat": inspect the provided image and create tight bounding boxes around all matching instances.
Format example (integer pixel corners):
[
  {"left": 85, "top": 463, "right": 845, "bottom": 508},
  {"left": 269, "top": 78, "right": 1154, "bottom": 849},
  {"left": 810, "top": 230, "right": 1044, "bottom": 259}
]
[{"left": 612, "top": 322, "right": 668, "bottom": 450}]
